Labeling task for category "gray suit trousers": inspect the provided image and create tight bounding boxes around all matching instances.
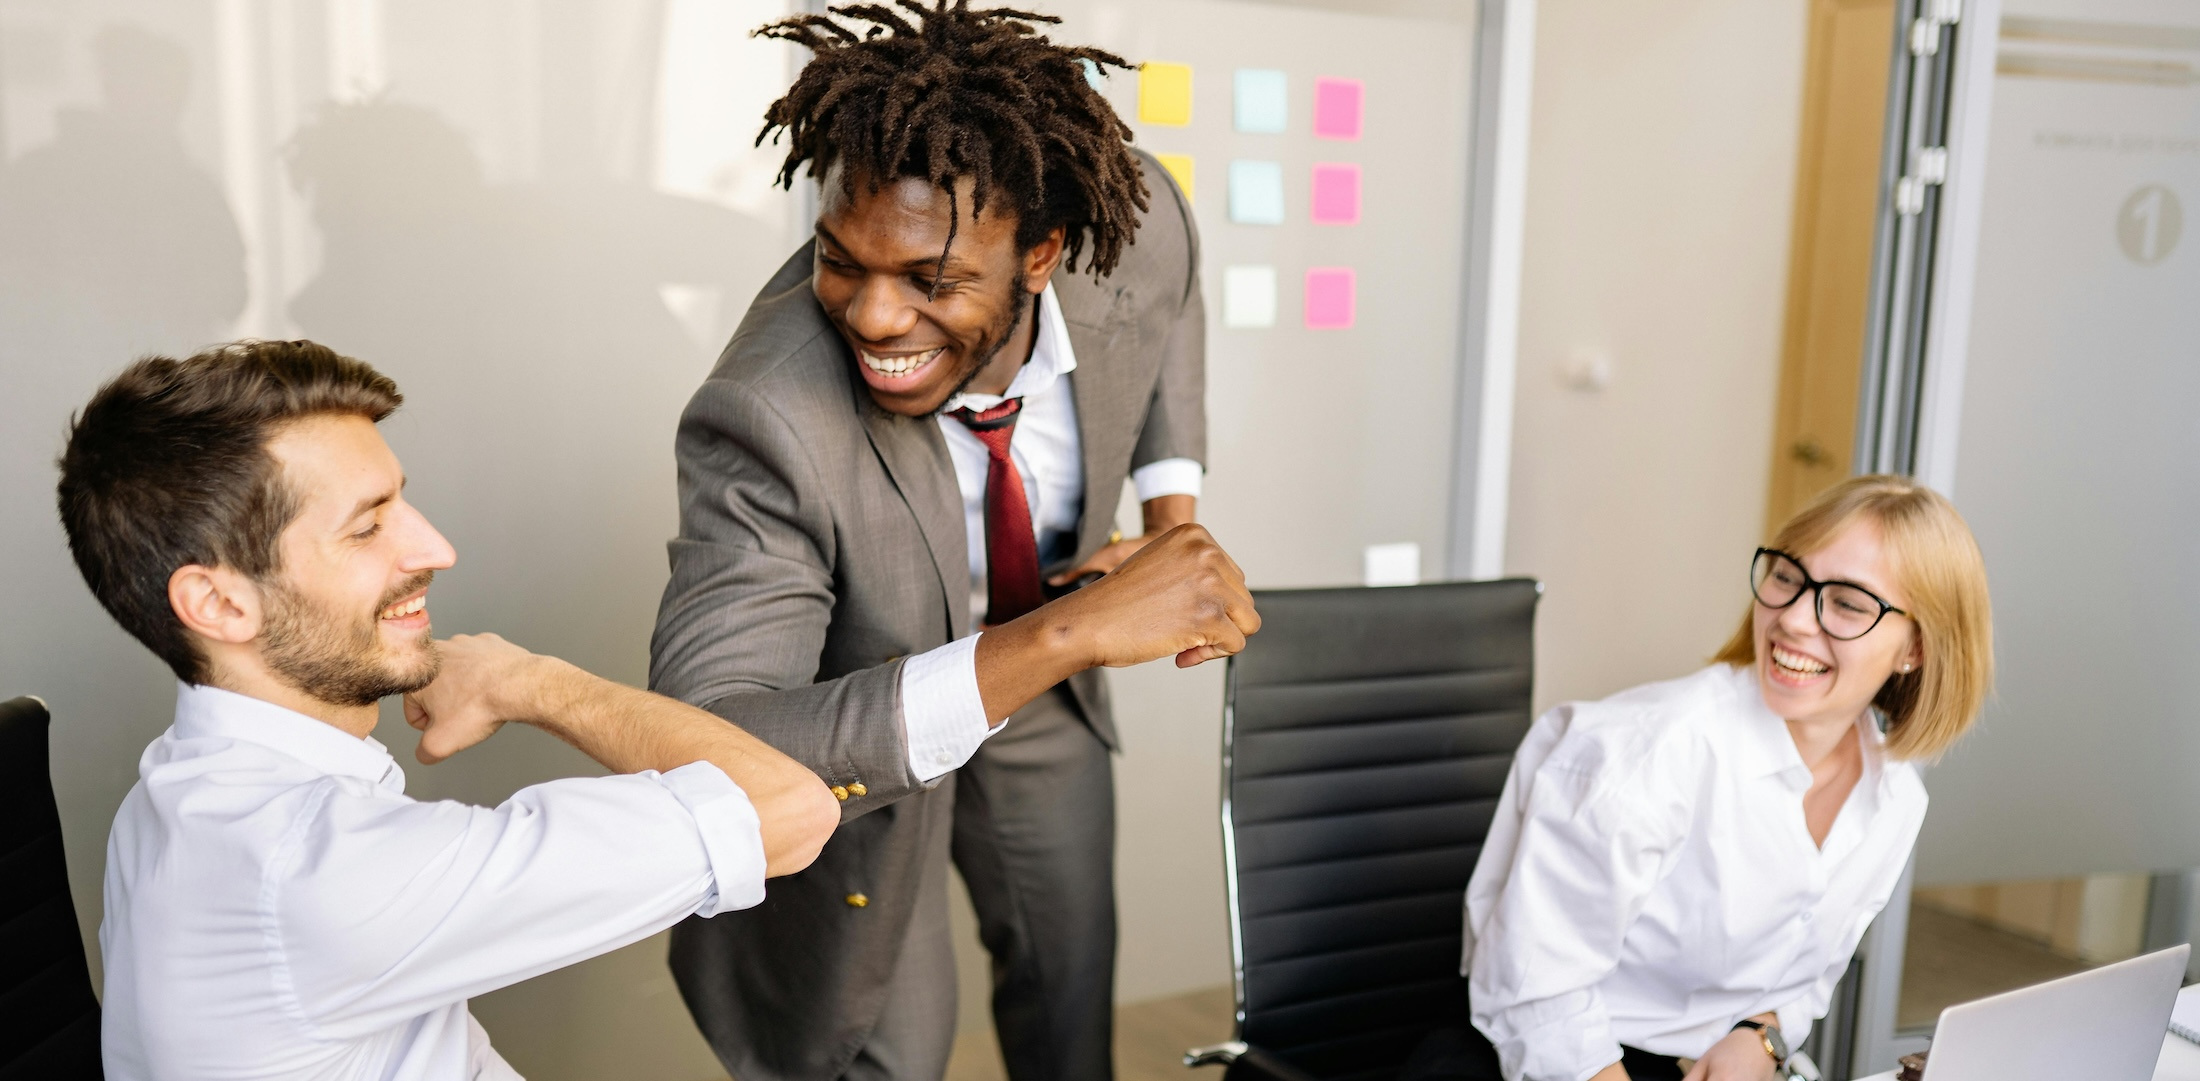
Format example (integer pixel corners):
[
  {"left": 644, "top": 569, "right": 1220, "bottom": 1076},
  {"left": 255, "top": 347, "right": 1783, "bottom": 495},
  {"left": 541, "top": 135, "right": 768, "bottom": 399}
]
[{"left": 848, "top": 685, "right": 1115, "bottom": 1081}]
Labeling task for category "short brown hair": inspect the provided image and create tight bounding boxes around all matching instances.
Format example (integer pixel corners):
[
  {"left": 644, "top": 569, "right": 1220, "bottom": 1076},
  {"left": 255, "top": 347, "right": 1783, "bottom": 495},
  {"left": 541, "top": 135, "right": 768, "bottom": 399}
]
[
  {"left": 56, "top": 340, "right": 402, "bottom": 684},
  {"left": 1714, "top": 475, "right": 1993, "bottom": 760}
]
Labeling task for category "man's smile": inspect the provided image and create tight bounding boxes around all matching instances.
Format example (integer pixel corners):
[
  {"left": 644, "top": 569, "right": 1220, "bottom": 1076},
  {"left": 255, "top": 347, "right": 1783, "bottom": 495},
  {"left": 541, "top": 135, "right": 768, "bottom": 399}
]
[
  {"left": 854, "top": 345, "right": 950, "bottom": 394},
  {"left": 379, "top": 590, "right": 429, "bottom": 630}
]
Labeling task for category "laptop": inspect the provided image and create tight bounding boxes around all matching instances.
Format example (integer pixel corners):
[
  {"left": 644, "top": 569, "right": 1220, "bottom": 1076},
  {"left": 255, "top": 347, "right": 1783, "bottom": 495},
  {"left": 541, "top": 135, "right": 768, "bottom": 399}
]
[{"left": 1917, "top": 943, "right": 2189, "bottom": 1080}]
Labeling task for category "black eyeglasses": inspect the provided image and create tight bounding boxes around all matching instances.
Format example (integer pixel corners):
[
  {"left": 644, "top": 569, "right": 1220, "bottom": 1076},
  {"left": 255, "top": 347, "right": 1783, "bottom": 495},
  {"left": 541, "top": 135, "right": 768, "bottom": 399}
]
[{"left": 1750, "top": 548, "right": 1907, "bottom": 641}]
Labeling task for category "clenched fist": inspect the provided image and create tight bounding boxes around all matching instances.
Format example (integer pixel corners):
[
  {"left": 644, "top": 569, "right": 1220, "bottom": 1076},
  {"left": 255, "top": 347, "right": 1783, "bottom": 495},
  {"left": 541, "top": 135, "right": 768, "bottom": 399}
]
[
  {"left": 973, "top": 523, "right": 1260, "bottom": 723},
  {"left": 1050, "top": 523, "right": 1260, "bottom": 669},
  {"left": 402, "top": 632, "right": 557, "bottom": 764}
]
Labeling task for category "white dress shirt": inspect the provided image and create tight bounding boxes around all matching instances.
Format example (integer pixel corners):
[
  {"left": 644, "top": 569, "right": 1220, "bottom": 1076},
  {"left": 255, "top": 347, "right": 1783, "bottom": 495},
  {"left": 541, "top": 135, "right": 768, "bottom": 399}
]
[
  {"left": 897, "top": 283, "right": 1203, "bottom": 781},
  {"left": 1463, "top": 664, "right": 1927, "bottom": 1081},
  {"left": 101, "top": 682, "right": 768, "bottom": 1081}
]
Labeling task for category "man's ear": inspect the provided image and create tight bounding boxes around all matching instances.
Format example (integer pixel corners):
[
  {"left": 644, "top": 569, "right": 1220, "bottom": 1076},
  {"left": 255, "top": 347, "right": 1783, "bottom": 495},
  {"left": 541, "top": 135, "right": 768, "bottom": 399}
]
[
  {"left": 1023, "top": 226, "right": 1067, "bottom": 288},
  {"left": 169, "top": 564, "right": 263, "bottom": 647}
]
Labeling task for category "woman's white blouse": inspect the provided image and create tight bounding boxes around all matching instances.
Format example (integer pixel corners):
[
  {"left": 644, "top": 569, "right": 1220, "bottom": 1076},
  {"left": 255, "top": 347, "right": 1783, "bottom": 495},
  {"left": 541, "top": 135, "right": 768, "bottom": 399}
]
[{"left": 1463, "top": 664, "right": 1927, "bottom": 1081}]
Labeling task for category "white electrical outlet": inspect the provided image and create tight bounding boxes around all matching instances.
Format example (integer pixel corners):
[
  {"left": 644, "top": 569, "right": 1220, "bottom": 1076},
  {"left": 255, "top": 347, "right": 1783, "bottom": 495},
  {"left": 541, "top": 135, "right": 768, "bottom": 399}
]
[{"left": 1362, "top": 542, "right": 1421, "bottom": 587}]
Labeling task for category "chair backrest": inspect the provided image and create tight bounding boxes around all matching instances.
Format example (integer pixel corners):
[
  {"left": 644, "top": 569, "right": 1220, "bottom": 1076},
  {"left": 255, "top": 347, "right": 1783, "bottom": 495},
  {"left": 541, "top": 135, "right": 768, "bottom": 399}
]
[
  {"left": 1221, "top": 580, "right": 1539, "bottom": 1081},
  {"left": 0, "top": 695, "right": 103, "bottom": 1080}
]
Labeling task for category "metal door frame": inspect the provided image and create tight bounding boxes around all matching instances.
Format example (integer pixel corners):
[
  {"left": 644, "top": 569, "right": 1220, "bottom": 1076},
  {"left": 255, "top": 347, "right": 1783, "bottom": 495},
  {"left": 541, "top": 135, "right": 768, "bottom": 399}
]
[
  {"left": 1842, "top": 0, "right": 2002, "bottom": 1072},
  {"left": 1447, "top": 0, "right": 1537, "bottom": 581}
]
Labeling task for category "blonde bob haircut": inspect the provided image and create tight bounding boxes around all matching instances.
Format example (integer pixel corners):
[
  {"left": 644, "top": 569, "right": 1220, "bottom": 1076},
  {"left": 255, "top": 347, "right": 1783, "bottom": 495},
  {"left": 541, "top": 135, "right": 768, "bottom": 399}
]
[{"left": 1714, "top": 474, "right": 1992, "bottom": 761}]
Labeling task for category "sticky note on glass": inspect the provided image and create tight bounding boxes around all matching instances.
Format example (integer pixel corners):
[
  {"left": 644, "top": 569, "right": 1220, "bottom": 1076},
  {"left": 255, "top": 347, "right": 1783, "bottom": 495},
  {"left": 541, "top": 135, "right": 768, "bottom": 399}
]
[
  {"left": 1310, "top": 163, "right": 1360, "bottom": 225},
  {"left": 1223, "top": 265, "right": 1277, "bottom": 328},
  {"left": 1313, "top": 77, "right": 1363, "bottom": 140},
  {"left": 1139, "top": 62, "right": 1193, "bottom": 126},
  {"left": 1233, "top": 69, "right": 1287, "bottom": 133},
  {"left": 1304, "top": 267, "right": 1355, "bottom": 329},
  {"left": 1154, "top": 153, "right": 1195, "bottom": 202},
  {"left": 1228, "top": 160, "right": 1284, "bottom": 225}
]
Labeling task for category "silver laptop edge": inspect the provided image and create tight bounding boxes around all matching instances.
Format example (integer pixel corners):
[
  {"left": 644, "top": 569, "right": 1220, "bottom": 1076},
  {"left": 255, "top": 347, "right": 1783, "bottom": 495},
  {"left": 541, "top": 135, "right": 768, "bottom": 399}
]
[{"left": 1920, "top": 943, "right": 2189, "bottom": 1081}]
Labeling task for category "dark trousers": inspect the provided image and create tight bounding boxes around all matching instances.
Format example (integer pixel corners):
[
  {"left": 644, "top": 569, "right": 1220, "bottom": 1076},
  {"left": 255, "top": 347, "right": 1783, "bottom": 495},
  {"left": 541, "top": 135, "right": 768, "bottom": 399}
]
[
  {"left": 952, "top": 686, "right": 1116, "bottom": 1081},
  {"left": 844, "top": 686, "right": 1115, "bottom": 1081},
  {"left": 1401, "top": 1025, "right": 1685, "bottom": 1081}
]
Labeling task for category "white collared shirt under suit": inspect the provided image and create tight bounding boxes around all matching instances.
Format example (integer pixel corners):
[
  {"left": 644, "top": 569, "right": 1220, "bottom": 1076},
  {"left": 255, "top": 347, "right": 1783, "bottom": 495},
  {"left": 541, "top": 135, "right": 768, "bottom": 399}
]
[
  {"left": 898, "top": 281, "right": 1202, "bottom": 776},
  {"left": 1462, "top": 663, "right": 1928, "bottom": 1081}
]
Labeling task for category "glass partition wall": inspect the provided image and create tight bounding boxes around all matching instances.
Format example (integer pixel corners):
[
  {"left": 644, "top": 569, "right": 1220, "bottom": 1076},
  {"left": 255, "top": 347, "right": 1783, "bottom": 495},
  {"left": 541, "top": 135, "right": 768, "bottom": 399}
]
[{"left": 1840, "top": 0, "right": 2200, "bottom": 1071}]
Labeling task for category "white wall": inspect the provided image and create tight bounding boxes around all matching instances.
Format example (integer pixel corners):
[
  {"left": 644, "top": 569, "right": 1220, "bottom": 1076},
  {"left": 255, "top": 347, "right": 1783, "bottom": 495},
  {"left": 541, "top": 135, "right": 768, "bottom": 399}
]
[{"left": 1502, "top": 0, "right": 1809, "bottom": 711}]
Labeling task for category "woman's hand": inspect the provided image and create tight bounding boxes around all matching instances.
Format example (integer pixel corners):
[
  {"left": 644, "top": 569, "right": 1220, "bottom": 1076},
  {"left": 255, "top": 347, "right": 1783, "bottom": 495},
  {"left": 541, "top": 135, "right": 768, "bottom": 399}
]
[{"left": 1681, "top": 1026, "right": 1781, "bottom": 1081}]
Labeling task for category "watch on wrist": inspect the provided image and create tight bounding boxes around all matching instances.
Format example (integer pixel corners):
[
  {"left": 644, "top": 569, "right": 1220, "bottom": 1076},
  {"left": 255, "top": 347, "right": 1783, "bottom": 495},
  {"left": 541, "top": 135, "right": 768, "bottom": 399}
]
[{"left": 1732, "top": 1018, "right": 1788, "bottom": 1069}]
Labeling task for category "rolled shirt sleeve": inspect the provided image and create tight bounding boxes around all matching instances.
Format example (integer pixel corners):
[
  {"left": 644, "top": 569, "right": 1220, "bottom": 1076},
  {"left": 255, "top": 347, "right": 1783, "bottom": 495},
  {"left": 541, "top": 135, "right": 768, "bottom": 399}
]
[
  {"left": 1130, "top": 457, "right": 1203, "bottom": 502},
  {"left": 899, "top": 633, "right": 994, "bottom": 782},
  {"left": 656, "top": 760, "right": 768, "bottom": 915}
]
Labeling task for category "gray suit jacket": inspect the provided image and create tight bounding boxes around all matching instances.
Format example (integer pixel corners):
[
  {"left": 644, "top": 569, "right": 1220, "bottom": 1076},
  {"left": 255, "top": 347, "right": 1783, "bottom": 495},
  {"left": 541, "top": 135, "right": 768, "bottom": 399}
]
[{"left": 650, "top": 151, "right": 1203, "bottom": 1081}]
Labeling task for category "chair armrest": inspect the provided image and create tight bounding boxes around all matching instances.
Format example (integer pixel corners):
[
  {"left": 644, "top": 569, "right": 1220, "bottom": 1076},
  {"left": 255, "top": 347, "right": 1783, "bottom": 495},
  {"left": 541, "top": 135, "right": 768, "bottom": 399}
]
[
  {"left": 1184, "top": 1041, "right": 1323, "bottom": 1081},
  {"left": 1185, "top": 1041, "right": 1248, "bottom": 1069}
]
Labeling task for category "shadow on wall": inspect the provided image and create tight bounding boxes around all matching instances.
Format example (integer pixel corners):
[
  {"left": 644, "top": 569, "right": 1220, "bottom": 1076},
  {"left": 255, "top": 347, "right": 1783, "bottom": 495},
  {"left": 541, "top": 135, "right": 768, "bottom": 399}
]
[
  {"left": 0, "top": 26, "right": 251, "bottom": 982},
  {"left": 0, "top": 25, "right": 245, "bottom": 362},
  {"left": 278, "top": 97, "right": 773, "bottom": 695},
  {"left": 0, "top": 26, "right": 779, "bottom": 1079}
]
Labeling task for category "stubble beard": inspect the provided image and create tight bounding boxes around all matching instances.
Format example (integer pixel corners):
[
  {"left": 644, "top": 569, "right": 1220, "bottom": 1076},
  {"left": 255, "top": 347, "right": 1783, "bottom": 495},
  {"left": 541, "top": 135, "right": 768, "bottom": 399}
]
[
  {"left": 931, "top": 272, "right": 1032, "bottom": 413},
  {"left": 260, "top": 571, "right": 443, "bottom": 709}
]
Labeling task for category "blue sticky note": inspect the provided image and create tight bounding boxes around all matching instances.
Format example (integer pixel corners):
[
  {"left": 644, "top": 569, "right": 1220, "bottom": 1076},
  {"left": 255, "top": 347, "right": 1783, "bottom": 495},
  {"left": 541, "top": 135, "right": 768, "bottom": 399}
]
[
  {"left": 1229, "top": 160, "right": 1285, "bottom": 225},
  {"left": 1081, "top": 58, "right": 1105, "bottom": 91},
  {"left": 1234, "top": 69, "right": 1288, "bottom": 134}
]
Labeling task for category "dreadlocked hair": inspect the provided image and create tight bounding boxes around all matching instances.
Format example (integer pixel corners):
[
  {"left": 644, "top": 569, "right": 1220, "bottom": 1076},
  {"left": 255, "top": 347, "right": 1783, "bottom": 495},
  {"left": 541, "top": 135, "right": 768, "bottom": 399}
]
[{"left": 755, "top": 0, "right": 1151, "bottom": 283}]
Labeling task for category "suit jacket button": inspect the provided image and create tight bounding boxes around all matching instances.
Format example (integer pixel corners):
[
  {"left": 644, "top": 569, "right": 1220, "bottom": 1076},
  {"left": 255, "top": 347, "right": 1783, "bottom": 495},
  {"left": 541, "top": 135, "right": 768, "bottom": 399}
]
[
  {"left": 845, "top": 893, "right": 869, "bottom": 908},
  {"left": 831, "top": 786, "right": 850, "bottom": 801},
  {"left": 847, "top": 782, "right": 868, "bottom": 797}
]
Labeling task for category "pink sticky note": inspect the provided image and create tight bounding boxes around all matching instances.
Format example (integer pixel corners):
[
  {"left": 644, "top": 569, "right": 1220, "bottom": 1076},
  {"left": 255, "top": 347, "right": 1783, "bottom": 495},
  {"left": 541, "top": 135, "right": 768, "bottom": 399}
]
[
  {"left": 1311, "top": 163, "right": 1361, "bottom": 225},
  {"left": 1304, "top": 267, "right": 1356, "bottom": 329},
  {"left": 1312, "top": 77, "right": 1363, "bottom": 140}
]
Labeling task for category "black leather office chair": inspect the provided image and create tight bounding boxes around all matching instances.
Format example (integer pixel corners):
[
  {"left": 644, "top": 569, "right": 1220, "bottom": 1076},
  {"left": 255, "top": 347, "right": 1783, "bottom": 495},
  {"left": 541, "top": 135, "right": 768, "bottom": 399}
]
[
  {"left": 1187, "top": 580, "right": 1540, "bottom": 1081},
  {"left": 0, "top": 695, "right": 103, "bottom": 1080}
]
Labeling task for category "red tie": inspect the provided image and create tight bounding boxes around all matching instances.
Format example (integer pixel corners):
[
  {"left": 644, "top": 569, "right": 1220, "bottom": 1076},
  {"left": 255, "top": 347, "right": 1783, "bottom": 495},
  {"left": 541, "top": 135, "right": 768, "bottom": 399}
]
[{"left": 949, "top": 398, "right": 1045, "bottom": 626}]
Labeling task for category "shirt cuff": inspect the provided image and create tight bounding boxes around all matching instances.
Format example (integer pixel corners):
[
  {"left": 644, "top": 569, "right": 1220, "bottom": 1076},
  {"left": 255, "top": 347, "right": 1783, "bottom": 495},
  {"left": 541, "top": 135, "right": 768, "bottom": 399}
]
[
  {"left": 902, "top": 634, "right": 993, "bottom": 783},
  {"left": 1131, "top": 457, "right": 1203, "bottom": 502},
  {"left": 1474, "top": 994, "right": 1621, "bottom": 1081},
  {"left": 657, "top": 760, "right": 767, "bottom": 916},
  {"left": 1773, "top": 1006, "right": 1812, "bottom": 1051}
]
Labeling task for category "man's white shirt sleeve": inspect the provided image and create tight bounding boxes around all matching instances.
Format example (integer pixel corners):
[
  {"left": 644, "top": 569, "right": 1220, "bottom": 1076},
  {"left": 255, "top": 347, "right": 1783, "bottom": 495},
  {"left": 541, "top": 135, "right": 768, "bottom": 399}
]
[
  {"left": 273, "top": 763, "right": 766, "bottom": 1036},
  {"left": 900, "top": 633, "right": 993, "bottom": 782},
  {"left": 1131, "top": 457, "right": 1203, "bottom": 502}
]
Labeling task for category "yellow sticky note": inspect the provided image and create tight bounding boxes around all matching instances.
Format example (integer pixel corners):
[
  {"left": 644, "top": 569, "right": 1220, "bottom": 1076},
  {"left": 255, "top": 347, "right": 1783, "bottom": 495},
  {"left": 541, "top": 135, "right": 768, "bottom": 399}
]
[
  {"left": 1139, "top": 61, "right": 1193, "bottom": 127},
  {"left": 1154, "top": 153, "right": 1195, "bottom": 203}
]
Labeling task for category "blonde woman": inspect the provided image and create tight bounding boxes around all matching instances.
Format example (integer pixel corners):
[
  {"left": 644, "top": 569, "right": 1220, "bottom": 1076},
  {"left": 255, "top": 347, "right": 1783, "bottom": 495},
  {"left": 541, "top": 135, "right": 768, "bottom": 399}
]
[{"left": 1420, "top": 476, "right": 1992, "bottom": 1081}]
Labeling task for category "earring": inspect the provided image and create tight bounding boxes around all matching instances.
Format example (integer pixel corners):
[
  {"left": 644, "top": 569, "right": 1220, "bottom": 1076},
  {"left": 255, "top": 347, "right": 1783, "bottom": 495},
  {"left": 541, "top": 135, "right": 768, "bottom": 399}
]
[{"left": 1901, "top": 664, "right": 1913, "bottom": 673}]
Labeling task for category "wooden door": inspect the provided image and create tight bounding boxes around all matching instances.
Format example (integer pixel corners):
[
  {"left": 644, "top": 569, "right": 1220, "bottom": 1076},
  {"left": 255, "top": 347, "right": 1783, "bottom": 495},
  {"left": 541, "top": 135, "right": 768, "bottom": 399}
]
[{"left": 1764, "top": 0, "right": 1897, "bottom": 532}]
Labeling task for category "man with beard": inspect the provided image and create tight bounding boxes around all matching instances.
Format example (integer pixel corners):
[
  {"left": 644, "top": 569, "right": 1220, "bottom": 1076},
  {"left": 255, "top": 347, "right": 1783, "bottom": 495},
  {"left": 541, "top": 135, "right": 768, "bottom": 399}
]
[
  {"left": 650, "top": 5, "right": 1249, "bottom": 1081},
  {"left": 56, "top": 339, "right": 848, "bottom": 1080}
]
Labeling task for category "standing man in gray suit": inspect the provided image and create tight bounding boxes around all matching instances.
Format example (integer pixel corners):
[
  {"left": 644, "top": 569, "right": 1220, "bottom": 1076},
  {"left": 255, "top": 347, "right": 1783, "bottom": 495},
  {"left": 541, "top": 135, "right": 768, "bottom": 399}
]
[{"left": 650, "top": 4, "right": 1240, "bottom": 1081}]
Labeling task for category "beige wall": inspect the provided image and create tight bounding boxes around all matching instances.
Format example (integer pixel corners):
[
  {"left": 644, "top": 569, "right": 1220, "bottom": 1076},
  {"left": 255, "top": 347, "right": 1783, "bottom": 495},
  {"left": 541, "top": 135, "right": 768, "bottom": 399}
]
[{"left": 1504, "top": 0, "right": 1809, "bottom": 711}]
